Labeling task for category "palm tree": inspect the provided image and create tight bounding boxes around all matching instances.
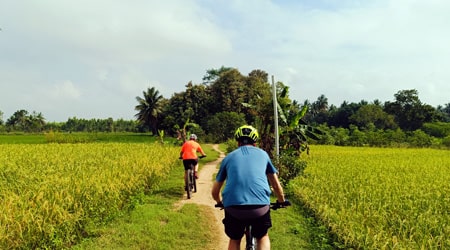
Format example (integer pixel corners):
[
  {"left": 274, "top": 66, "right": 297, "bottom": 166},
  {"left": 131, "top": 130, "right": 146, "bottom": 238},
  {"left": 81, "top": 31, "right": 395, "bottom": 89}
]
[
  {"left": 135, "top": 87, "right": 164, "bottom": 134},
  {"left": 311, "top": 94, "right": 328, "bottom": 117},
  {"left": 30, "top": 111, "right": 46, "bottom": 132}
]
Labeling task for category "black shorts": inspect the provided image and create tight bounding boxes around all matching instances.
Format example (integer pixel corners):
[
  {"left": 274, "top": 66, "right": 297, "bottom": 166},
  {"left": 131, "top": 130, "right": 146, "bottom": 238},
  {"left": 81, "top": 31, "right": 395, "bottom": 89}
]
[
  {"left": 222, "top": 205, "right": 272, "bottom": 240},
  {"left": 182, "top": 159, "right": 198, "bottom": 170}
]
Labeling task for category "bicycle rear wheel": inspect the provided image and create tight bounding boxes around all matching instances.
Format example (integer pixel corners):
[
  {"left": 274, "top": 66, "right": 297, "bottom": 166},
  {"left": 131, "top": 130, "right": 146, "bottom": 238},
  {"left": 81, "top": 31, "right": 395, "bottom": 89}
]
[
  {"left": 193, "top": 171, "right": 197, "bottom": 193},
  {"left": 186, "top": 168, "right": 192, "bottom": 199}
]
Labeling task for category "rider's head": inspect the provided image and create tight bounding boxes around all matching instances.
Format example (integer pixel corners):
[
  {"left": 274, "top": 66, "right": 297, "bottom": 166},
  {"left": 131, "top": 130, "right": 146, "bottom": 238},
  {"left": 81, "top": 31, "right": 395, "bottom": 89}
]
[
  {"left": 234, "top": 125, "right": 259, "bottom": 145},
  {"left": 189, "top": 134, "right": 198, "bottom": 141}
]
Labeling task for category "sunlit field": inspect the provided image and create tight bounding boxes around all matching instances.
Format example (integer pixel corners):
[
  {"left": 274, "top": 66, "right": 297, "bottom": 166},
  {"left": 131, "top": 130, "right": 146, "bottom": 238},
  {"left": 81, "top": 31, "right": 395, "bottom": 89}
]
[
  {"left": 292, "top": 145, "right": 450, "bottom": 249},
  {"left": 0, "top": 143, "right": 179, "bottom": 249}
]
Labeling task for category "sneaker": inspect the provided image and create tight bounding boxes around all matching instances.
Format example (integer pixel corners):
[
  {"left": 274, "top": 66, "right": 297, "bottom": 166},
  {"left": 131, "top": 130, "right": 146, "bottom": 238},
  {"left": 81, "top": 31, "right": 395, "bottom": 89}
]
[{"left": 194, "top": 172, "right": 199, "bottom": 179}]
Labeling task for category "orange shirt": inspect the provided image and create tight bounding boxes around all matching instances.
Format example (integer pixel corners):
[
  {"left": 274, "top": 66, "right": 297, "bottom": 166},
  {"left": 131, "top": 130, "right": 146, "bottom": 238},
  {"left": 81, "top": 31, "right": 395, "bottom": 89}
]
[{"left": 180, "top": 140, "right": 205, "bottom": 159}]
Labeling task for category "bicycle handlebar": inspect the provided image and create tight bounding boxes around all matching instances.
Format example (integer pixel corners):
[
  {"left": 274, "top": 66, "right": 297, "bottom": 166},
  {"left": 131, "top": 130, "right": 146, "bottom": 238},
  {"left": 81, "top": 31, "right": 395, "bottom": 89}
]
[
  {"left": 214, "top": 200, "right": 291, "bottom": 210},
  {"left": 179, "top": 155, "right": 206, "bottom": 160},
  {"left": 270, "top": 200, "right": 291, "bottom": 210}
]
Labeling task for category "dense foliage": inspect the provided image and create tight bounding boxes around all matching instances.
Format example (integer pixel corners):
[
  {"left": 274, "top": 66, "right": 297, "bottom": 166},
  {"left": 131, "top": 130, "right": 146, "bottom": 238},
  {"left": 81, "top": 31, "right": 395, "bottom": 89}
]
[{"left": 1, "top": 68, "right": 449, "bottom": 149}]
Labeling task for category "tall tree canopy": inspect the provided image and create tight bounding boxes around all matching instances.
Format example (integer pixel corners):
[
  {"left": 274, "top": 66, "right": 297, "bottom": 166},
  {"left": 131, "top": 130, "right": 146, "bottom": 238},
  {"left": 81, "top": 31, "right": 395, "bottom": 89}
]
[{"left": 384, "top": 89, "right": 437, "bottom": 131}]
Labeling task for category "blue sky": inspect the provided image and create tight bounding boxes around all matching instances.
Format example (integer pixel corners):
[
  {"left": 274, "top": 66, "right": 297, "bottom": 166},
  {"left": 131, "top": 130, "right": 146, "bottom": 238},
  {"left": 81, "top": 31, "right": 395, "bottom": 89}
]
[{"left": 1, "top": 0, "right": 449, "bottom": 122}]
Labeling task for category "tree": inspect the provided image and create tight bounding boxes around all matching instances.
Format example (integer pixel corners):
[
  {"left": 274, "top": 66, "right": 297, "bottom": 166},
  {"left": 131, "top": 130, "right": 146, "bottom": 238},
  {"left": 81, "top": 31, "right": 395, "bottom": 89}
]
[
  {"left": 328, "top": 101, "right": 361, "bottom": 128},
  {"left": 384, "top": 89, "right": 437, "bottom": 131},
  {"left": 29, "top": 111, "right": 46, "bottom": 132},
  {"left": 6, "top": 109, "right": 29, "bottom": 131},
  {"left": 184, "top": 82, "right": 212, "bottom": 130},
  {"left": 202, "top": 66, "right": 234, "bottom": 84},
  {"left": 349, "top": 104, "right": 397, "bottom": 130},
  {"left": 135, "top": 87, "right": 164, "bottom": 135},
  {"left": 0, "top": 110, "right": 4, "bottom": 126},
  {"left": 309, "top": 94, "right": 329, "bottom": 125},
  {"left": 208, "top": 68, "right": 247, "bottom": 113},
  {"left": 206, "top": 112, "right": 246, "bottom": 143},
  {"left": 436, "top": 103, "right": 450, "bottom": 122},
  {"left": 311, "top": 94, "right": 328, "bottom": 115}
]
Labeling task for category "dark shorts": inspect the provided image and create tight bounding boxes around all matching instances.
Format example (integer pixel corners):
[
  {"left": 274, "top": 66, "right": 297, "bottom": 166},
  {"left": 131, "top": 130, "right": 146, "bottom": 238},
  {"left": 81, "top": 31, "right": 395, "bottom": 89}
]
[
  {"left": 222, "top": 205, "right": 272, "bottom": 240},
  {"left": 182, "top": 159, "right": 198, "bottom": 170}
]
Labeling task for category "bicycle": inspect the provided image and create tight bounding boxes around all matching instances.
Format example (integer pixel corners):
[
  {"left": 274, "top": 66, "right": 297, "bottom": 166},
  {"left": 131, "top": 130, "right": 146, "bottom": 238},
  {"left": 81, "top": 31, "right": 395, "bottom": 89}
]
[
  {"left": 215, "top": 200, "right": 291, "bottom": 250},
  {"left": 182, "top": 155, "right": 205, "bottom": 199}
]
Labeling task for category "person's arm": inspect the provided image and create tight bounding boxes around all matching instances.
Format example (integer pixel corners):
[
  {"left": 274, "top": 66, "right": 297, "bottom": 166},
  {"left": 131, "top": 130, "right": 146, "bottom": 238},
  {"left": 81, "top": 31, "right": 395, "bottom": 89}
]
[
  {"left": 267, "top": 173, "right": 286, "bottom": 203},
  {"left": 180, "top": 143, "right": 185, "bottom": 159},
  {"left": 197, "top": 144, "right": 206, "bottom": 157},
  {"left": 211, "top": 181, "right": 224, "bottom": 204}
]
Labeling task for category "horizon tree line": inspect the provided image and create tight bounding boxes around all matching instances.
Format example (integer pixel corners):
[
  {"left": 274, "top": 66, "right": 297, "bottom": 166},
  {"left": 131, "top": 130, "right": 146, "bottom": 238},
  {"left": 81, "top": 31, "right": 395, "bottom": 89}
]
[{"left": 1, "top": 67, "right": 450, "bottom": 146}]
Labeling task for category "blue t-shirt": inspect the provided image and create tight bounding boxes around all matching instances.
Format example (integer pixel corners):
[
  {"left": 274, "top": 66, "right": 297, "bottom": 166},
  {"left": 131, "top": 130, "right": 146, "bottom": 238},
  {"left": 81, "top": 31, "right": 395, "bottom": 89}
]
[{"left": 216, "top": 145, "right": 278, "bottom": 207}]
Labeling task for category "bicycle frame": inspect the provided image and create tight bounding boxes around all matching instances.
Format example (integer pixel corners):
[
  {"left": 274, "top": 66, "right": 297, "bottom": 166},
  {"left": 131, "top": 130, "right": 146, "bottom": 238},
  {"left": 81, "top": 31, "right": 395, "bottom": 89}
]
[{"left": 245, "top": 225, "right": 257, "bottom": 250}]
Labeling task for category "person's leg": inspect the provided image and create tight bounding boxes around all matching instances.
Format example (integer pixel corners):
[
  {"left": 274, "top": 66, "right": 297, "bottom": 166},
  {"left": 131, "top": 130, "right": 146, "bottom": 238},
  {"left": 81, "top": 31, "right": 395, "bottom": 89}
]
[
  {"left": 228, "top": 239, "right": 241, "bottom": 250},
  {"left": 194, "top": 162, "right": 199, "bottom": 172},
  {"left": 194, "top": 163, "right": 199, "bottom": 178},
  {"left": 256, "top": 234, "right": 270, "bottom": 250},
  {"left": 250, "top": 209, "right": 272, "bottom": 250},
  {"left": 223, "top": 210, "right": 245, "bottom": 250},
  {"left": 193, "top": 158, "right": 199, "bottom": 178}
]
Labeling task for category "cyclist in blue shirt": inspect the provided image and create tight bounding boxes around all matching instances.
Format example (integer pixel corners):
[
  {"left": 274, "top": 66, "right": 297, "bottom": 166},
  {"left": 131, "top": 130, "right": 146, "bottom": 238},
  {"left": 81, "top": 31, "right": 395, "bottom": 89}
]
[{"left": 212, "top": 125, "right": 288, "bottom": 250}]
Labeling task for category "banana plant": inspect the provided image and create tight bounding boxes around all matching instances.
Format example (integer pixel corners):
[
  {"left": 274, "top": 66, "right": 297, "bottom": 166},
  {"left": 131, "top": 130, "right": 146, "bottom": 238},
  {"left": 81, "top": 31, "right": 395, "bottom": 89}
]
[
  {"left": 242, "top": 83, "right": 324, "bottom": 156},
  {"left": 277, "top": 87, "right": 324, "bottom": 156},
  {"left": 175, "top": 118, "right": 199, "bottom": 143}
]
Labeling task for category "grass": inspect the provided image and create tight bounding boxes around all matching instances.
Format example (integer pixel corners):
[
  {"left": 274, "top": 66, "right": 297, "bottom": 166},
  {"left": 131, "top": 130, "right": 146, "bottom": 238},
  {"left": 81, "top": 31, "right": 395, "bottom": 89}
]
[
  {"left": 270, "top": 196, "right": 336, "bottom": 249},
  {"left": 71, "top": 146, "right": 215, "bottom": 249},
  {"left": 71, "top": 143, "right": 335, "bottom": 249},
  {"left": 0, "top": 132, "right": 180, "bottom": 144},
  {"left": 0, "top": 132, "right": 336, "bottom": 249},
  {"left": 71, "top": 144, "right": 221, "bottom": 250},
  {"left": 0, "top": 133, "right": 47, "bottom": 144}
]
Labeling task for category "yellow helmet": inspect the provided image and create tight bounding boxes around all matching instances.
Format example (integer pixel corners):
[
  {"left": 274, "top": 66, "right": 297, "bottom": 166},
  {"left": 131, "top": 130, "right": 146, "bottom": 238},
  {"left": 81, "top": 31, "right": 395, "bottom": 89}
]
[{"left": 234, "top": 125, "right": 259, "bottom": 143}]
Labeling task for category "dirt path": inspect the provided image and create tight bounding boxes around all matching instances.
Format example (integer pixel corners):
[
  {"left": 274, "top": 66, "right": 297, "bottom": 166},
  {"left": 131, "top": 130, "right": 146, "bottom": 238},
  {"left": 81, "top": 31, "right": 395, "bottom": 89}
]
[{"left": 174, "top": 144, "right": 228, "bottom": 250}]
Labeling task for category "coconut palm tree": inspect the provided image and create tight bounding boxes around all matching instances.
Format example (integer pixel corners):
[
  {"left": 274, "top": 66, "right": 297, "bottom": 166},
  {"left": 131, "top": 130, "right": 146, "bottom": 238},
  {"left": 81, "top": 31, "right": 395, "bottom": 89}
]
[{"left": 135, "top": 87, "right": 164, "bottom": 134}]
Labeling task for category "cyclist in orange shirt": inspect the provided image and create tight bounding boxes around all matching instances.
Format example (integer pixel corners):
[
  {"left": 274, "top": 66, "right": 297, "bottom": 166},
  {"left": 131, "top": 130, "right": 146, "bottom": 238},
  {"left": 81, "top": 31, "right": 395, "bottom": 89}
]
[{"left": 180, "top": 134, "right": 206, "bottom": 189}]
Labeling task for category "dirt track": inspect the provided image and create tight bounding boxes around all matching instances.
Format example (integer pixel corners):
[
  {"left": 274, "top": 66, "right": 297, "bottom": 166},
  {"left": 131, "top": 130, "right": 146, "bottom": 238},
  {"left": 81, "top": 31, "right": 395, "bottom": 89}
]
[{"left": 174, "top": 145, "right": 229, "bottom": 249}]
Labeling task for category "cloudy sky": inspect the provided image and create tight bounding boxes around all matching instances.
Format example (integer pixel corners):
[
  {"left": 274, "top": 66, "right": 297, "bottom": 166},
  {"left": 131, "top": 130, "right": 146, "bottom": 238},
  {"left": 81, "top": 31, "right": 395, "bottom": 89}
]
[{"left": 1, "top": 0, "right": 449, "bottom": 122}]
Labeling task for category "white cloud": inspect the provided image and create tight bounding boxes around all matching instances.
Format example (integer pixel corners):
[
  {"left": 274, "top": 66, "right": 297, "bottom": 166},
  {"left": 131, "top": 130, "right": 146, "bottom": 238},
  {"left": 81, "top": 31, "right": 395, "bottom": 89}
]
[
  {"left": 1, "top": 0, "right": 449, "bottom": 121},
  {"left": 49, "top": 81, "right": 81, "bottom": 100}
]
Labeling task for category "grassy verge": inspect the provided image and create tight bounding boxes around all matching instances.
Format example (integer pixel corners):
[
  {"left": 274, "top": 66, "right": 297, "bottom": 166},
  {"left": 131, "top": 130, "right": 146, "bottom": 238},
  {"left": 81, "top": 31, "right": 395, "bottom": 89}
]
[
  {"left": 269, "top": 196, "right": 335, "bottom": 249},
  {"left": 0, "top": 132, "right": 179, "bottom": 144},
  {"left": 71, "top": 144, "right": 219, "bottom": 250},
  {"left": 72, "top": 144, "right": 335, "bottom": 249}
]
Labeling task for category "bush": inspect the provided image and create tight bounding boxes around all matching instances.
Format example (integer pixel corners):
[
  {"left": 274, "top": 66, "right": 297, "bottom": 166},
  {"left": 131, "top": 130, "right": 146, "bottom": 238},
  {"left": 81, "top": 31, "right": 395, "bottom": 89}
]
[
  {"left": 422, "top": 122, "right": 450, "bottom": 138},
  {"left": 276, "top": 153, "right": 307, "bottom": 186},
  {"left": 224, "top": 138, "right": 238, "bottom": 153},
  {"left": 407, "top": 129, "right": 433, "bottom": 147},
  {"left": 442, "top": 136, "right": 450, "bottom": 148}
]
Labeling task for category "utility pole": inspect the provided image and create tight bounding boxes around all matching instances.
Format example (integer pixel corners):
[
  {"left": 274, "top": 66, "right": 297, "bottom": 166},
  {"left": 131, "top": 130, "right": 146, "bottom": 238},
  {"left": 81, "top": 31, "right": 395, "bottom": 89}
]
[{"left": 272, "top": 75, "right": 279, "bottom": 159}]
